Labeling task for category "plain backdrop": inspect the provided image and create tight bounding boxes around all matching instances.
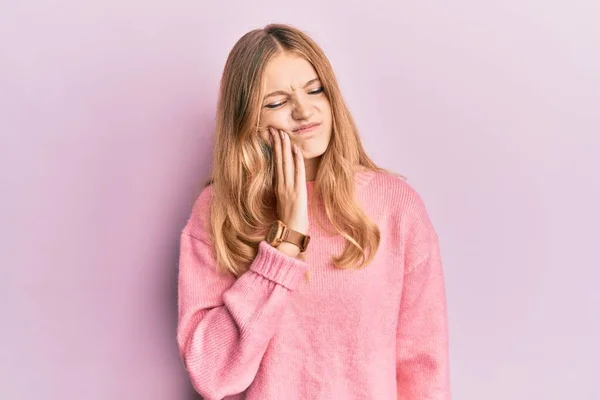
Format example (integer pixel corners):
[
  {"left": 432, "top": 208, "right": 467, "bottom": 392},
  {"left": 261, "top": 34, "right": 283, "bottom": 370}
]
[{"left": 1, "top": 1, "right": 599, "bottom": 399}]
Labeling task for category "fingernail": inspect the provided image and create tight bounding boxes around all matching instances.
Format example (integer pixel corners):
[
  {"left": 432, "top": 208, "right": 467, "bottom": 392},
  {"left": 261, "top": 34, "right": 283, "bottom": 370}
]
[{"left": 280, "top": 130, "right": 285, "bottom": 140}]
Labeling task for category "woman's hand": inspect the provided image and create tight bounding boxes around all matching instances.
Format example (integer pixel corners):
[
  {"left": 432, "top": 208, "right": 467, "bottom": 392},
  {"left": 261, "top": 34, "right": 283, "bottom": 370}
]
[{"left": 269, "top": 127, "right": 309, "bottom": 257}]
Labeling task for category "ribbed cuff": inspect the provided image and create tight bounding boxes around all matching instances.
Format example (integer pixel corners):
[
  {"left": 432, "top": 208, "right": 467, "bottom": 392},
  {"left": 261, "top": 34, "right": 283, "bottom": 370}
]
[{"left": 250, "top": 241, "right": 309, "bottom": 290}]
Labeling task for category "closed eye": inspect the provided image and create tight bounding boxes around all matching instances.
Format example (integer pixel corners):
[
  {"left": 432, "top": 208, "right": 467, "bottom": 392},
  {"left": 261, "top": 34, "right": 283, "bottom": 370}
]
[
  {"left": 265, "top": 102, "right": 285, "bottom": 109},
  {"left": 264, "top": 87, "right": 325, "bottom": 109}
]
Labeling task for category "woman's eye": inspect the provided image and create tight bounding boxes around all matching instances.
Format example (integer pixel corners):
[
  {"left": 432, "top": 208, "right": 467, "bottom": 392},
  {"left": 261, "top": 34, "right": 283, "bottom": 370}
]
[
  {"left": 265, "top": 101, "right": 285, "bottom": 109},
  {"left": 264, "top": 88, "right": 323, "bottom": 109}
]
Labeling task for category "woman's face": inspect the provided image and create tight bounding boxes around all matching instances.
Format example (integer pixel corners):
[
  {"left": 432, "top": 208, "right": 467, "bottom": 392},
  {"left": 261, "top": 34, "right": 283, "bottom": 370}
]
[{"left": 257, "top": 53, "right": 333, "bottom": 162}]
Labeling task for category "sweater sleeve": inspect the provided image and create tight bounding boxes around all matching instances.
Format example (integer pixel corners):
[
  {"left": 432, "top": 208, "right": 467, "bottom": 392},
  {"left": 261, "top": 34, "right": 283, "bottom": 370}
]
[
  {"left": 177, "top": 231, "right": 308, "bottom": 400},
  {"left": 396, "top": 190, "right": 451, "bottom": 399}
]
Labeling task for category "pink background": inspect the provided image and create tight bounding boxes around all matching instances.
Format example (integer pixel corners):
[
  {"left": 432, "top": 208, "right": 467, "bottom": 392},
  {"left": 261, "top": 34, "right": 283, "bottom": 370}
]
[{"left": 1, "top": 1, "right": 599, "bottom": 399}]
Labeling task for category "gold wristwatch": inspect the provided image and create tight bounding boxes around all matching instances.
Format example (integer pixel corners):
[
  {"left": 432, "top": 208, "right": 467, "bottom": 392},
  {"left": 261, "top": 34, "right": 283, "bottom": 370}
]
[{"left": 266, "top": 220, "right": 311, "bottom": 253}]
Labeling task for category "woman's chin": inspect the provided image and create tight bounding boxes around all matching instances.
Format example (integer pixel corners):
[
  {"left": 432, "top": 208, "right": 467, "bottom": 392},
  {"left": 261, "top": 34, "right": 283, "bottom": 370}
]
[{"left": 302, "top": 150, "right": 325, "bottom": 162}]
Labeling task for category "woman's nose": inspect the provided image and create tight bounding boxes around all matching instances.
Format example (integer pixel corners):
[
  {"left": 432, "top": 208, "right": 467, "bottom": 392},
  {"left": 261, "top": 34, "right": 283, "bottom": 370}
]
[{"left": 292, "top": 96, "right": 314, "bottom": 120}]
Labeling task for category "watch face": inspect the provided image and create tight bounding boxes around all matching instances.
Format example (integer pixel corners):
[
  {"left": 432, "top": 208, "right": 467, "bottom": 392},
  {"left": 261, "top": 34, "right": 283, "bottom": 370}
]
[
  {"left": 267, "top": 221, "right": 283, "bottom": 245},
  {"left": 266, "top": 223, "right": 277, "bottom": 242}
]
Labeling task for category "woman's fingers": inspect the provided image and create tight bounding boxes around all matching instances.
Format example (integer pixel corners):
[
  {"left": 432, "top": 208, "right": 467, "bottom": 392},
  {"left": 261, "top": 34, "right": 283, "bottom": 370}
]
[
  {"left": 270, "top": 127, "right": 284, "bottom": 188},
  {"left": 280, "top": 130, "right": 294, "bottom": 188},
  {"left": 293, "top": 143, "right": 305, "bottom": 189},
  {"left": 268, "top": 127, "right": 302, "bottom": 190}
]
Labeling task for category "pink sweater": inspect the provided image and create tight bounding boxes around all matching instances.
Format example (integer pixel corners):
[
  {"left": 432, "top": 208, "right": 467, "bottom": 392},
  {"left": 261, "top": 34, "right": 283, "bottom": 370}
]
[{"left": 177, "top": 170, "right": 451, "bottom": 399}]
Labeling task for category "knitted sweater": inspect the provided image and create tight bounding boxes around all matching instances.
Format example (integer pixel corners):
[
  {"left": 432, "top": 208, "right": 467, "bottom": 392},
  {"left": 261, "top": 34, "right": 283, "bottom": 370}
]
[{"left": 177, "top": 170, "right": 451, "bottom": 399}]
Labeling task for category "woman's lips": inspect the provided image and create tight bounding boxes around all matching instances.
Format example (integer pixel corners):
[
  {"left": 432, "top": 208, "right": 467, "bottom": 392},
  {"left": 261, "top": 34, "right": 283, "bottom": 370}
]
[{"left": 294, "top": 122, "right": 321, "bottom": 134}]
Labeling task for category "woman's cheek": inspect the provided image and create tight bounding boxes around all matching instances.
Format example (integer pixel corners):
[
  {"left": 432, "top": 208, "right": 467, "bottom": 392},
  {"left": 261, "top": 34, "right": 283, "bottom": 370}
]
[
  {"left": 259, "top": 111, "right": 289, "bottom": 134},
  {"left": 269, "top": 112, "right": 289, "bottom": 130}
]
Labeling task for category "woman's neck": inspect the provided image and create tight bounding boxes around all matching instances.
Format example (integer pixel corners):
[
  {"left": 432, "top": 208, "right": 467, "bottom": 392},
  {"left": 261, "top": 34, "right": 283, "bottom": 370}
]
[{"left": 304, "top": 156, "right": 321, "bottom": 182}]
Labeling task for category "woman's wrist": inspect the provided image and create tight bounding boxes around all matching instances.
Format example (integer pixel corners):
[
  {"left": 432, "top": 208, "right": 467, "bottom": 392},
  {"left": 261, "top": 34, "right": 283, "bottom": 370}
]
[{"left": 275, "top": 241, "right": 301, "bottom": 258}]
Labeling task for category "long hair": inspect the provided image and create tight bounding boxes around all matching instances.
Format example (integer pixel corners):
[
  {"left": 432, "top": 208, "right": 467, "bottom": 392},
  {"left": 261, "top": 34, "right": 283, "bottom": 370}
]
[{"left": 207, "top": 23, "right": 388, "bottom": 277}]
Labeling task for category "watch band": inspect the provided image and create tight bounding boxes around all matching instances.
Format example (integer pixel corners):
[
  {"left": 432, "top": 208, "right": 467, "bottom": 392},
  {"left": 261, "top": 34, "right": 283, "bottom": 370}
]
[
  {"left": 267, "top": 220, "right": 311, "bottom": 252},
  {"left": 282, "top": 227, "right": 311, "bottom": 252}
]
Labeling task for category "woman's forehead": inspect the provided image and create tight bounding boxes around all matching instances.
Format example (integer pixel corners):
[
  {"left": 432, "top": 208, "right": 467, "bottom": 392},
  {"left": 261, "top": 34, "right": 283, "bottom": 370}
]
[{"left": 262, "top": 54, "right": 319, "bottom": 92}]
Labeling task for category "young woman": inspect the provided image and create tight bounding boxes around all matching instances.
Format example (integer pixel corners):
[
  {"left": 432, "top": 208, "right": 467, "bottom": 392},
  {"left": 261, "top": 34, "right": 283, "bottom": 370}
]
[{"left": 177, "top": 23, "right": 451, "bottom": 399}]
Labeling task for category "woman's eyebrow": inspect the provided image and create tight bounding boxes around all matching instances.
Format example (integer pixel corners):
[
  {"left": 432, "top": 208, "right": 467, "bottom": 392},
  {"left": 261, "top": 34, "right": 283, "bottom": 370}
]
[{"left": 263, "top": 78, "right": 321, "bottom": 100}]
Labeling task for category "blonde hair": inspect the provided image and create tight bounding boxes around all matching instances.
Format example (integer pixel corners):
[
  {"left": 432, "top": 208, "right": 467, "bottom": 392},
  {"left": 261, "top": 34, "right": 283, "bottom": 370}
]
[{"left": 207, "top": 23, "right": 388, "bottom": 278}]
